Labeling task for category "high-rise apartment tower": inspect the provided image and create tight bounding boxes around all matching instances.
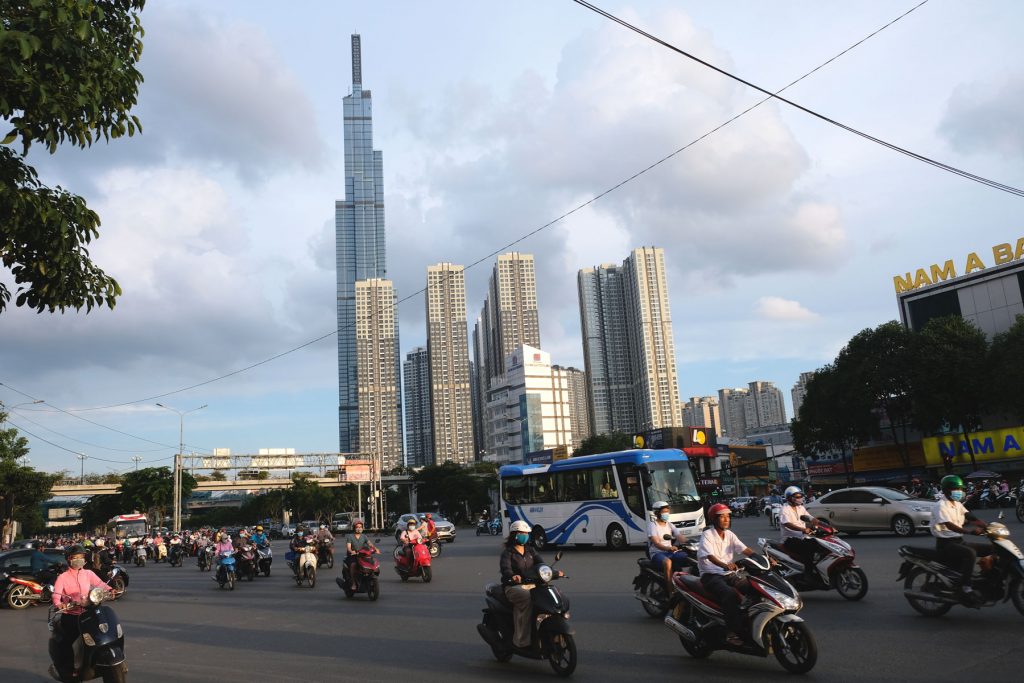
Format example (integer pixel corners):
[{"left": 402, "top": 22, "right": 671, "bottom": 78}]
[
  {"left": 403, "top": 347, "right": 433, "bottom": 467},
  {"left": 355, "top": 279, "right": 403, "bottom": 471}
]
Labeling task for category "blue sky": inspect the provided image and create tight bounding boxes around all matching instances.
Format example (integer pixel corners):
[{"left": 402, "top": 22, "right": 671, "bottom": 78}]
[{"left": 2, "top": 1, "right": 1023, "bottom": 474}]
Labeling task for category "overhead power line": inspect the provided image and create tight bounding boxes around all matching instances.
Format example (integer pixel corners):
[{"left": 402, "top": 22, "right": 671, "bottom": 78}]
[
  {"left": 9, "top": 408, "right": 167, "bottom": 453},
  {"left": 6, "top": 419, "right": 174, "bottom": 466},
  {"left": 571, "top": 0, "right": 1024, "bottom": 197},
  {"left": 2, "top": 1, "right": 947, "bottom": 415}
]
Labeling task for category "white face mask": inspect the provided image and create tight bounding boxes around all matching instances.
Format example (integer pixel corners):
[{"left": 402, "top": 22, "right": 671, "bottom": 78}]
[{"left": 70, "top": 558, "right": 87, "bottom": 570}]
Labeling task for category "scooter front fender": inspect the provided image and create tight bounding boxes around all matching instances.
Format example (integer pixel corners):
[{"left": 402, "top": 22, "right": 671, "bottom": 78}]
[
  {"left": 91, "top": 644, "right": 125, "bottom": 667},
  {"left": 538, "top": 614, "right": 574, "bottom": 637}
]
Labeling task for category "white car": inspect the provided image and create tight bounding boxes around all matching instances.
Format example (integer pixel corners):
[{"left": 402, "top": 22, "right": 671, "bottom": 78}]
[{"left": 280, "top": 525, "right": 296, "bottom": 538}]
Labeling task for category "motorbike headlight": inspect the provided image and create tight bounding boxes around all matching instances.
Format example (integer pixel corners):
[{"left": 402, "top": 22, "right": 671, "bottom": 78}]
[
  {"left": 989, "top": 526, "right": 1010, "bottom": 538},
  {"left": 82, "top": 633, "right": 96, "bottom": 646},
  {"left": 537, "top": 565, "right": 554, "bottom": 583},
  {"left": 760, "top": 584, "right": 801, "bottom": 611},
  {"left": 88, "top": 587, "right": 106, "bottom": 605}
]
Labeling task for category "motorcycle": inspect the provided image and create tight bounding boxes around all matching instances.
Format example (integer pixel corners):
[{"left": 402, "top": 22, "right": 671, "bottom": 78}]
[
  {"left": 48, "top": 587, "right": 127, "bottom": 683},
  {"left": 95, "top": 565, "right": 128, "bottom": 598},
  {"left": 489, "top": 518, "right": 502, "bottom": 535},
  {"left": 3, "top": 570, "right": 56, "bottom": 610},
  {"left": 132, "top": 545, "right": 146, "bottom": 568},
  {"left": 664, "top": 553, "right": 818, "bottom": 674},
  {"left": 256, "top": 544, "right": 273, "bottom": 577},
  {"left": 317, "top": 541, "right": 335, "bottom": 569},
  {"left": 768, "top": 504, "right": 782, "bottom": 530},
  {"left": 288, "top": 544, "right": 318, "bottom": 588},
  {"left": 633, "top": 538, "right": 698, "bottom": 617},
  {"left": 155, "top": 543, "right": 167, "bottom": 563},
  {"left": 476, "top": 518, "right": 489, "bottom": 536},
  {"left": 215, "top": 551, "right": 237, "bottom": 590},
  {"left": 394, "top": 540, "right": 432, "bottom": 583},
  {"left": 197, "top": 545, "right": 214, "bottom": 572},
  {"left": 476, "top": 552, "right": 576, "bottom": 677},
  {"left": 1016, "top": 479, "right": 1024, "bottom": 524},
  {"left": 168, "top": 543, "right": 185, "bottom": 568},
  {"left": 758, "top": 516, "right": 868, "bottom": 601},
  {"left": 336, "top": 546, "right": 381, "bottom": 601},
  {"left": 235, "top": 544, "right": 258, "bottom": 582},
  {"left": 897, "top": 513, "right": 1024, "bottom": 616}
]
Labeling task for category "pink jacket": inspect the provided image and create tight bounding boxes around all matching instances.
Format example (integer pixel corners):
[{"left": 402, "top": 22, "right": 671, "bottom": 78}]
[{"left": 52, "top": 568, "right": 109, "bottom": 614}]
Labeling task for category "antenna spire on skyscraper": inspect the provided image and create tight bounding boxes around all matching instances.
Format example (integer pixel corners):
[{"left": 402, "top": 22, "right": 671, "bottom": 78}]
[{"left": 351, "top": 34, "right": 362, "bottom": 86}]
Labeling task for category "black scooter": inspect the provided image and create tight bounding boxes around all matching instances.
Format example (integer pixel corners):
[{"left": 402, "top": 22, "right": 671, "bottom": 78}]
[
  {"left": 633, "top": 536, "right": 698, "bottom": 617},
  {"left": 48, "top": 587, "right": 127, "bottom": 682},
  {"left": 477, "top": 552, "right": 576, "bottom": 677}
]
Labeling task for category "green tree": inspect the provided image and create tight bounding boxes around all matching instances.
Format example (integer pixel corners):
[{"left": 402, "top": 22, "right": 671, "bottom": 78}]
[
  {"left": 790, "top": 365, "right": 867, "bottom": 487},
  {"left": 79, "top": 492, "right": 123, "bottom": 531},
  {"left": 574, "top": 432, "right": 633, "bottom": 457},
  {"left": 989, "top": 315, "right": 1024, "bottom": 422},
  {"left": 1, "top": 412, "right": 60, "bottom": 543},
  {"left": 118, "top": 466, "right": 196, "bottom": 526},
  {"left": 0, "top": 0, "right": 146, "bottom": 313},
  {"left": 911, "top": 316, "right": 990, "bottom": 471},
  {"left": 413, "top": 462, "right": 494, "bottom": 524}
]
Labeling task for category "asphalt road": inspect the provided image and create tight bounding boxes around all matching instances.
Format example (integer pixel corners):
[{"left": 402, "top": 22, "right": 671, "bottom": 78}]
[{"left": 2, "top": 511, "right": 1022, "bottom": 682}]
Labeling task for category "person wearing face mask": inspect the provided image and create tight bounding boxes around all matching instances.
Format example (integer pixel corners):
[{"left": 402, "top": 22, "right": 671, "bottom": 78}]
[
  {"left": 780, "top": 486, "right": 819, "bottom": 578},
  {"left": 500, "top": 520, "right": 562, "bottom": 651},
  {"left": 932, "top": 475, "right": 990, "bottom": 601},
  {"left": 400, "top": 519, "right": 423, "bottom": 564},
  {"left": 49, "top": 545, "right": 111, "bottom": 681},
  {"left": 647, "top": 501, "right": 689, "bottom": 594}
]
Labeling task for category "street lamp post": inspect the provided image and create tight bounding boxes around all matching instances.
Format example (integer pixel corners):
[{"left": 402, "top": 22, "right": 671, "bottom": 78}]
[{"left": 156, "top": 403, "right": 207, "bottom": 532}]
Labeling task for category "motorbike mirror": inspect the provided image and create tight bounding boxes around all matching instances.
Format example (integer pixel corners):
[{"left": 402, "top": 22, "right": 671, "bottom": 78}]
[
  {"left": 998, "top": 511, "right": 1004, "bottom": 521},
  {"left": 663, "top": 534, "right": 673, "bottom": 540},
  {"left": 374, "top": 538, "right": 381, "bottom": 544},
  {"left": 554, "top": 551, "right": 564, "bottom": 563},
  {"left": 799, "top": 514, "right": 812, "bottom": 522}
]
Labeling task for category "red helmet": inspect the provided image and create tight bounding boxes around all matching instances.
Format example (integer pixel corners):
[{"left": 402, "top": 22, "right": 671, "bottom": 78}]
[
  {"left": 708, "top": 503, "right": 731, "bottom": 519},
  {"left": 425, "top": 513, "right": 432, "bottom": 519}
]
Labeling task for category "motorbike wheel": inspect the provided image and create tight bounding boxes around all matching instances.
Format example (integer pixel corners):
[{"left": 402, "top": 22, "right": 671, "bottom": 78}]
[
  {"left": 228, "top": 572, "right": 235, "bottom": 591},
  {"left": 307, "top": 568, "right": 316, "bottom": 588},
  {"left": 771, "top": 620, "right": 818, "bottom": 674},
  {"left": 834, "top": 566, "right": 869, "bottom": 601},
  {"left": 110, "top": 576, "right": 127, "bottom": 597},
  {"left": 1010, "top": 578, "right": 1024, "bottom": 616},
  {"left": 428, "top": 542, "right": 440, "bottom": 559},
  {"left": 367, "top": 578, "right": 380, "bottom": 602},
  {"left": 248, "top": 568, "right": 255, "bottom": 582},
  {"left": 903, "top": 567, "right": 952, "bottom": 617},
  {"left": 640, "top": 579, "right": 669, "bottom": 617},
  {"left": 264, "top": 566, "right": 271, "bottom": 578},
  {"left": 100, "top": 662, "right": 127, "bottom": 683},
  {"left": 327, "top": 555, "right": 334, "bottom": 569},
  {"left": 421, "top": 566, "right": 432, "bottom": 583},
  {"left": 5, "top": 585, "right": 33, "bottom": 610},
  {"left": 476, "top": 527, "right": 482, "bottom": 536},
  {"left": 546, "top": 633, "right": 577, "bottom": 677},
  {"left": 1016, "top": 501, "right": 1024, "bottom": 524}
]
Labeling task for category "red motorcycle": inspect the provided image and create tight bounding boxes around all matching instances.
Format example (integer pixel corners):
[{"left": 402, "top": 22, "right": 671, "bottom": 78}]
[
  {"left": 337, "top": 547, "right": 381, "bottom": 600},
  {"left": 3, "top": 571, "right": 54, "bottom": 610},
  {"left": 394, "top": 540, "right": 432, "bottom": 583}
]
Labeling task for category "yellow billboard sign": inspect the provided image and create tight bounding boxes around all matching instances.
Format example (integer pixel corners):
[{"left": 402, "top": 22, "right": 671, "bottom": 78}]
[
  {"left": 922, "top": 426, "right": 1024, "bottom": 466},
  {"left": 893, "top": 237, "right": 1024, "bottom": 294}
]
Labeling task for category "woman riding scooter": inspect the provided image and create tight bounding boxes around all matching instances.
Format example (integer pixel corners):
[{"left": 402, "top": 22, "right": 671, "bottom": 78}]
[
  {"left": 500, "top": 520, "right": 563, "bottom": 652},
  {"left": 49, "top": 545, "right": 111, "bottom": 681}
]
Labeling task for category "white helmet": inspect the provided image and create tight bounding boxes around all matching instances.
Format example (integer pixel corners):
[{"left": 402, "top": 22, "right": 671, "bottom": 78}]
[
  {"left": 651, "top": 501, "right": 669, "bottom": 511},
  {"left": 784, "top": 486, "right": 803, "bottom": 499},
  {"left": 94, "top": 538, "right": 105, "bottom": 548},
  {"left": 509, "top": 520, "right": 530, "bottom": 533}
]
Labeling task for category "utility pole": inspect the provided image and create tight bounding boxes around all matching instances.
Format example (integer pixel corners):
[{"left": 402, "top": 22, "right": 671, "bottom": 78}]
[
  {"left": 76, "top": 453, "right": 88, "bottom": 484},
  {"left": 156, "top": 403, "right": 207, "bottom": 532},
  {"left": 131, "top": 456, "right": 142, "bottom": 471}
]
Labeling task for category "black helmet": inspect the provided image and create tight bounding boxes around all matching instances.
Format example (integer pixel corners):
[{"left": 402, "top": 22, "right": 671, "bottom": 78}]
[{"left": 65, "top": 544, "right": 87, "bottom": 562}]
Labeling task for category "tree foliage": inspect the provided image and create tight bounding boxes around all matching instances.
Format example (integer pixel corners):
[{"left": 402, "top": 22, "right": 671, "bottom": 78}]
[
  {"left": 1, "top": 412, "right": 60, "bottom": 542},
  {"left": 0, "top": 0, "right": 146, "bottom": 313},
  {"left": 117, "top": 466, "right": 196, "bottom": 526},
  {"left": 413, "top": 462, "right": 494, "bottom": 523},
  {"left": 574, "top": 432, "right": 633, "bottom": 457},
  {"left": 989, "top": 315, "right": 1024, "bottom": 422}
]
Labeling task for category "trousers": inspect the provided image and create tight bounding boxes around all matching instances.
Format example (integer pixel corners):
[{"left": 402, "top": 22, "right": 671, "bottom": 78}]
[
  {"left": 701, "top": 572, "right": 751, "bottom": 635},
  {"left": 936, "top": 537, "right": 990, "bottom": 587},
  {"left": 504, "top": 584, "right": 534, "bottom": 648}
]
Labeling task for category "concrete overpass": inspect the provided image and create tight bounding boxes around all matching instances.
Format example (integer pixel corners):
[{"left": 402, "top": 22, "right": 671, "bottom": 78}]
[{"left": 51, "top": 475, "right": 415, "bottom": 497}]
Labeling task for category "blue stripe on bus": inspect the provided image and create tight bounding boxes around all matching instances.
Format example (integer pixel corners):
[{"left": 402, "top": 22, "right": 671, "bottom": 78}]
[{"left": 507, "top": 500, "right": 643, "bottom": 544}]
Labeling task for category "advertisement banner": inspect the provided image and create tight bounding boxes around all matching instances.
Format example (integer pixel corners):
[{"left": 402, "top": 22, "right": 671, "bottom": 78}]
[
  {"left": 853, "top": 443, "right": 925, "bottom": 472},
  {"left": 922, "top": 426, "right": 1024, "bottom": 466}
]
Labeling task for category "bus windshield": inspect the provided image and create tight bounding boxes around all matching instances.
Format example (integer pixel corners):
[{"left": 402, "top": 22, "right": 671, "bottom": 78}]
[
  {"left": 645, "top": 461, "right": 701, "bottom": 512},
  {"left": 113, "top": 520, "right": 147, "bottom": 540}
]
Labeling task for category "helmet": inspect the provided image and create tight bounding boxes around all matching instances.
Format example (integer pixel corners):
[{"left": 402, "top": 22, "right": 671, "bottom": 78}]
[
  {"left": 94, "top": 538, "right": 105, "bottom": 548},
  {"left": 941, "top": 474, "right": 964, "bottom": 492},
  {"left": 708, "top": 503, "right": 731, "bottom": 519},
  {"left": 320, "top": 524, "right": 326, "bottom": 529},
  {"left": 784, "top": 486, "right": 803, "bottom": 499},
  {"left": 651, "top": 500, "right": 669, "bottom": 511},
  {"left": 425, "top": 513, "right": 432, "bottom": 519},
  {"left": 83, "top": 539, "right": 94, "bottom": 547},
  {"left": 65, "top": 544, "right": 87, "bottom": 561},
  {"left": 352, "top": 519, "right": 364, "bottom": 528},
  {"left": 510, "top": 520, "right": 531, "bottom": 534},
  {"left": 255, "top": 526, "right": 263, "bottom": 532}
]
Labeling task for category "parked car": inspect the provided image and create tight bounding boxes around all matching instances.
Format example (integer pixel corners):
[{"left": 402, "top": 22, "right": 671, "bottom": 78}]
[
  {"left": 280, "top": 525, "right": 296, "bottom": 538},
  {"left": 729, "top": 496, "right": 755, "bottom": 515},
  {"left": 332, "top": 513, "right": 355, "bottom": 534},
  {"left": 805, "top": 486, "right": 937, "bottom": 537},
  {"left": 392, "top": 513, "right": 457, "bottom": 543}
]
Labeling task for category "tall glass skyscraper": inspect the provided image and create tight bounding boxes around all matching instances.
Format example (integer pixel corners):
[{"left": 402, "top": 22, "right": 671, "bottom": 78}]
[{"left": 337, "top": 34, "right": 390, "bottom": 452}]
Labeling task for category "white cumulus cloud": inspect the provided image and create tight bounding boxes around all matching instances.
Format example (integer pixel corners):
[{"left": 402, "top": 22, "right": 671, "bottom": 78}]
[{"left": 755, "top": 296, "right": 819, "bottom": 322}]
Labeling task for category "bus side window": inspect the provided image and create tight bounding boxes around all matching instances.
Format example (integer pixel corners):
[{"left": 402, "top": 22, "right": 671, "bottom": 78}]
[
  {"left": 616, "top": 464, "right": 646, "bottom": 519},
  {"left": 592, "top": 466, "right": 617, "bottom": 499}
]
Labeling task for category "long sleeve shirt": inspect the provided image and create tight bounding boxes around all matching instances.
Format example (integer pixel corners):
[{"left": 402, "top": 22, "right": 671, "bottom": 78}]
[
  {"left": 52, "top": 568, "right": 109, "bottom": 614},
  {"left": 499, "top": 545, "right": 546, "bottom": 584}
]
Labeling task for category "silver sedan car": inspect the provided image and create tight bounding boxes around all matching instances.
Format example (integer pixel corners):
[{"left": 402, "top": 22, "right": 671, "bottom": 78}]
[{"left": 805, "top": 486, "right": 937, "bottom": 537}]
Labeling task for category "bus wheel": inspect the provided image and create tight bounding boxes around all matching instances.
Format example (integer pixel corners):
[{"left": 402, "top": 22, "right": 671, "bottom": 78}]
[
  {"left": 606, "top": 523, "right": 627, "bottom": 550},
  {"left": 532, "top": 526, "right": 549, "bottom": 550}
]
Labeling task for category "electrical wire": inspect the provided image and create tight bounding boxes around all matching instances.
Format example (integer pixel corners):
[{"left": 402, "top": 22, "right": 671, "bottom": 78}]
[
  {"left": 8, "top": 407, "right": 168, "bottom": 453},
  {"left": 0, "top": 1, "right": 952, "bottom": 415},
  {"left": 571, "top": 0, "right": 1024, "bottom": 197},
  {"left": 6, "top": 419, "right": 174, "bottom": 465}
]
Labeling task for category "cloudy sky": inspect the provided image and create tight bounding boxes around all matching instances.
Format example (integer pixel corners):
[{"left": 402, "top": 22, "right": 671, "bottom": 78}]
[{"left": 2, "top": 0, "right": 1023, "bottom": 474}]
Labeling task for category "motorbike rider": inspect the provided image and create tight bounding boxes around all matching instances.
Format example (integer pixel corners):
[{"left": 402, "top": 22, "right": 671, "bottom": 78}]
[
  {"left": 344, "top": 520, "right": 379, "bottom": 591},
  {"left": 647, "top": 501, "right": 689, "bottom": 593},
  {"left": 780, "top": 486, "right": 819, "bottom": 577},
  {"left": 316, "top": 524, "right": 335, "bottom": 561},
  {"left": 250, "top": 526, "right": 270, "bottom": 548},
  {"left": 500, "top": 520, "right": 562, "bottom": 651},
  {"left": 214, "top": 532, "right": 234, "bottom": 570},
  {"left": 49, "top": 545, "right": 111, "bottom": 681},
  {"left": 90, "top": 538, "right": 114, "bottom": 574},
  {"left": 698, "top": 503, "right": 757, "bottom": 647},
  {"left": 290, "top": 529, "right": 312, "bottom": 577},
  {"left": 933, "top": 474, "right": 991, "bottom": 601},
  {"left": 422, "top": 513, "right": 438, "bottom": 541},
  {"left": 400, "top": 518, "right": 423, "bottom": 563}
]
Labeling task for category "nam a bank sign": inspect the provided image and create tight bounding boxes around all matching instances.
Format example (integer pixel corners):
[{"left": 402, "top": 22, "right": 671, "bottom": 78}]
[
  {"left": 922, "top": 426, "right": 1024, "bottom": 466},
  {"left": 893, "top": 237, "right": 1024, "bottom": 293}
]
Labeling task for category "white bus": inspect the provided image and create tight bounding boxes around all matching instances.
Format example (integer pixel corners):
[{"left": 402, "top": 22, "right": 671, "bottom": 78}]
[{"left": 499, "top": 449, "right": 704, "bottom": 550}]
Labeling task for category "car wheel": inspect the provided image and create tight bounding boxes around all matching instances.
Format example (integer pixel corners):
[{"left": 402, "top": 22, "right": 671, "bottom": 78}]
[{"left": 892, "top": 514, "right": 915, "bottom": 537}]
